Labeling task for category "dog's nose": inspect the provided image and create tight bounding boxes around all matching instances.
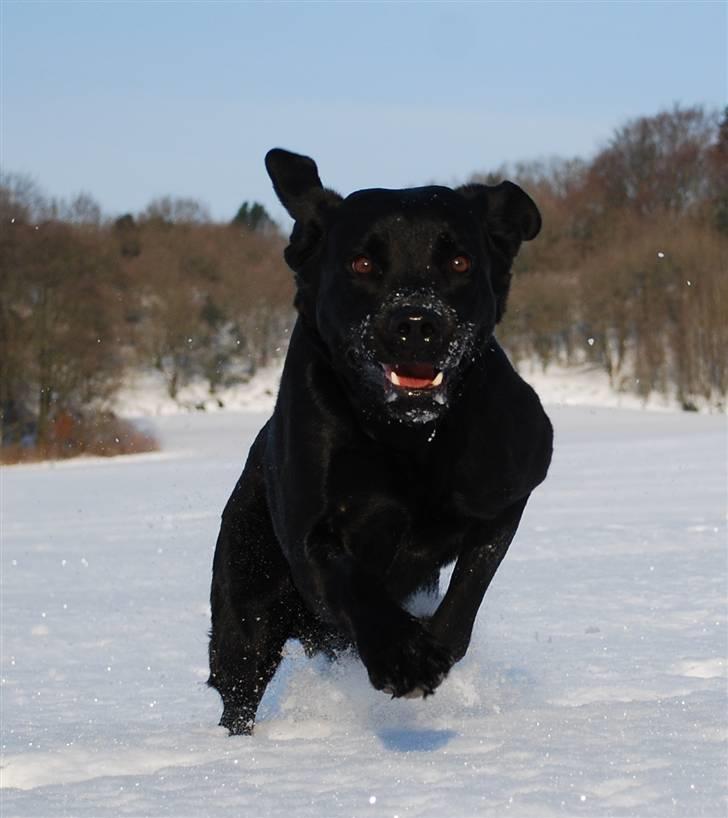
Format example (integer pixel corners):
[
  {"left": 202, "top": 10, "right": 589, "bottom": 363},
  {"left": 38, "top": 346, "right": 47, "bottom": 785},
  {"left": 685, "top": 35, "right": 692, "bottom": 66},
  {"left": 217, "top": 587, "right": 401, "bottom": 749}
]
[{"left": 384, "top": 306, "right": 448, "bottom": 358}]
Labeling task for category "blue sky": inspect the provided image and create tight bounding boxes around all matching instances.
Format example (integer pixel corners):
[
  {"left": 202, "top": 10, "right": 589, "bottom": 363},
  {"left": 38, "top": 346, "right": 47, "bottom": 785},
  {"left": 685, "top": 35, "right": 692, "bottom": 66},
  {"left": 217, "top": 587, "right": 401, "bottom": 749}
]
[{"left": 2, "top": 0, "right": 725, "bottom": 224}]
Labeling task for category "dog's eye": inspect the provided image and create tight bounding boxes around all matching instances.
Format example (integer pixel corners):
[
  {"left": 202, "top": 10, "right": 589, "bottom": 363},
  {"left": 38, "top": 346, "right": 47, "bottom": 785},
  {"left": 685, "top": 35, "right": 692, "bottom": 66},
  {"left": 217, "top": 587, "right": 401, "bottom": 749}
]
[
  {"left": 450, "top": 255, "right": 471, "bottom": 274},
  {"left": 351, "top": 255, "right": 374, "bottom": 275}
]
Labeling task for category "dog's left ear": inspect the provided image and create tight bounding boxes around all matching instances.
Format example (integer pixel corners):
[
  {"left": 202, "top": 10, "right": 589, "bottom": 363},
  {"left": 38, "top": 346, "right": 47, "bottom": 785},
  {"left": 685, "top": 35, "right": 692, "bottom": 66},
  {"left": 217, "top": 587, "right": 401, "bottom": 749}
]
[
  {"left": 457, "top": 181, "right": 541, "bottom": 322},
  {"left": 458, "top": 180, "right": 541, "bottom": 253}
]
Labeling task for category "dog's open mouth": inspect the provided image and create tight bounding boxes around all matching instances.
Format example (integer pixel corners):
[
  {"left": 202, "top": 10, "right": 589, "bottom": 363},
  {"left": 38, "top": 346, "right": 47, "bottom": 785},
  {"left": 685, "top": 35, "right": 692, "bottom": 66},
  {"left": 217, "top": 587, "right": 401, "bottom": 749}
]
[{"left": 382, "top": 363, "right": 444, "bottom": 390}]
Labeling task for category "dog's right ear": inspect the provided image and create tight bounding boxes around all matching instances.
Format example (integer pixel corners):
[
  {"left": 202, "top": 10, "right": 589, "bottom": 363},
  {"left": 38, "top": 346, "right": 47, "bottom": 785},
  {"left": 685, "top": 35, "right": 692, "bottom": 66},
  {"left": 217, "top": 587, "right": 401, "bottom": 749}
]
[
  {"left": 265, "top": 149, "right": 326, "bottom": 221},
  {"left": 265, "top": 149, "right": 342, "bottom": 273}
]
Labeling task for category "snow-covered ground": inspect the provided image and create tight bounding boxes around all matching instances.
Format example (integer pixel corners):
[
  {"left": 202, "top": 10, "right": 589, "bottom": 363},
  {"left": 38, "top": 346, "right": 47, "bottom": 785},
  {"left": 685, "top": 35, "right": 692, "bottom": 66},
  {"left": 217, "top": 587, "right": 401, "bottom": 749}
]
[
  {"left": 114, "top": 358, "right": 719, "bottom": 420},
  {"left": 113, "top": 367, "right": 285, "bottom": 418},
  {"left": 2, "top": 397, "right": 727, "bottom": 816}
]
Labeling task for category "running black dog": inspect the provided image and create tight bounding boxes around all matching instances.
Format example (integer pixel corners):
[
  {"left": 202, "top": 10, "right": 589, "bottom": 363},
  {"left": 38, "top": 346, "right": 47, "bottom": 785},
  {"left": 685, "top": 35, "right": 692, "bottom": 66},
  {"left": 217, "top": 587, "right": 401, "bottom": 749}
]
[{"left": 208, "top": 149, "right": 553, "bottom": 735}]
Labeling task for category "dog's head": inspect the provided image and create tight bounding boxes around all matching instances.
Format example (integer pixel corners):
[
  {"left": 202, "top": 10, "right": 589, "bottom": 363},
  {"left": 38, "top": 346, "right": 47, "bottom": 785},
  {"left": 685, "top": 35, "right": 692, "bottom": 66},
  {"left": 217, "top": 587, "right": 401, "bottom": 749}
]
[{"left": 266, "top": 149, "right": 540, "bottom": 426}]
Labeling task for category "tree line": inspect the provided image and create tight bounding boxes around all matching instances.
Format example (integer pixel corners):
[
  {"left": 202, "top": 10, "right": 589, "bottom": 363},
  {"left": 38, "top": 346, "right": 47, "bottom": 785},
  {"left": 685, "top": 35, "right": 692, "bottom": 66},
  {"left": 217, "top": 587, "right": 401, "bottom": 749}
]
[
  {"left": 486, "top": 104, "right": 727, "bottom": 410},
  {"left": 0, "top": 185, "right": 292, "bottom": 458},
  {"left": 1, "top": 103, "right": 725, "bottom": 459}
]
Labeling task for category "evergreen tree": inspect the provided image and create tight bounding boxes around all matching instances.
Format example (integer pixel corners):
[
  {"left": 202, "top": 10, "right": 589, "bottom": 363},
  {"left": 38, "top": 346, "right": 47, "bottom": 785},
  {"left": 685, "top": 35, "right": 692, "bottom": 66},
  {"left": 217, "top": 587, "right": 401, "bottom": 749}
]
[{"left": 232, "top": 201, "right": 275, "bottom": 232}]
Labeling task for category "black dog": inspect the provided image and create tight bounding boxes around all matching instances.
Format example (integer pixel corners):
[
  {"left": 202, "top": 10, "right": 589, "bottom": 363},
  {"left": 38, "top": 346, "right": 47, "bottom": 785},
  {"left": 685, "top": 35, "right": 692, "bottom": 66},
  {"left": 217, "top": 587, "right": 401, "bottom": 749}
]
[{"left": 208, "top": 149, "right": 553, "bottom": 735}]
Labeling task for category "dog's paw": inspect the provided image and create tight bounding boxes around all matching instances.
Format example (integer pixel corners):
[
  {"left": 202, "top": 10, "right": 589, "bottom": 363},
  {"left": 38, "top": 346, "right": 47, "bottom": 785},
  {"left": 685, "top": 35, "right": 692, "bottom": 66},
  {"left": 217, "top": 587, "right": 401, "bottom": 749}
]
[
  {"left": 358, "top": 614, "right": 453, "bottom": 699},
  {"left": 220, "top": 708, "right": 255, "bottom": 736}
]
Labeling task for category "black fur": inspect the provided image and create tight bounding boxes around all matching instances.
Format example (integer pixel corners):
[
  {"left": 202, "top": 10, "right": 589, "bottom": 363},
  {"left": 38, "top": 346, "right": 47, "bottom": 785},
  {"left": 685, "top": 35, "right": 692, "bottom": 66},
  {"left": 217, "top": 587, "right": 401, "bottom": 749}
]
[{"left": 208, "top": 149, "right": 553, "bottom": 734}]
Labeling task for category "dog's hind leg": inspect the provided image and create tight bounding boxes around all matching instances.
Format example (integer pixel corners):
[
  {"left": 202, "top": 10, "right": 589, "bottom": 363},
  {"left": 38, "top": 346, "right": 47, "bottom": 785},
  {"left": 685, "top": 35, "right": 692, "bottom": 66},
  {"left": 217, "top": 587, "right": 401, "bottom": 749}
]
[
  {"left": 208, "top": 429, "right": 299, "bottom": 735},
  {"left": 208, "top": 581, "right": 290, "bottom": 735}
]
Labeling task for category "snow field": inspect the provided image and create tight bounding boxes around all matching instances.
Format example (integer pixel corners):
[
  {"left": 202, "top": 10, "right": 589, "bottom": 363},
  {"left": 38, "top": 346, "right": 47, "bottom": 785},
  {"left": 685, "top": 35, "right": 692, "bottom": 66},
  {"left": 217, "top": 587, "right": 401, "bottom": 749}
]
[
  {"left": 113, "top": 357, "right": 719, "bottom": 421},
  {"left": 1, "top": 406, "right": 726, "bottom": 817}
]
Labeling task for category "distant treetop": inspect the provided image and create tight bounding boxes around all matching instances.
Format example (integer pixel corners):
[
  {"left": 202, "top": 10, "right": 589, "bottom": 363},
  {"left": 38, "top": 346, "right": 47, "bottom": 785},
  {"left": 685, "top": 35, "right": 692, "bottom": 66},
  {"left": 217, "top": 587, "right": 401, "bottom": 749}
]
[{"left": 232, "top": 201, "right": 276, "bottom": 232}]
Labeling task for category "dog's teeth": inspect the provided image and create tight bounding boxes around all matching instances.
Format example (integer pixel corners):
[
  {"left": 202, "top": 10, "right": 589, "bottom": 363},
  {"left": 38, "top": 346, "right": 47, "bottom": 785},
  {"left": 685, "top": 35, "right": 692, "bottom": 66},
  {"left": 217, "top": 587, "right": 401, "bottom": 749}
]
[
  {"left": 389, "top": 370, "right": 401, "bottom": 386},
  {"left": 432, "top": 371, "right": 443, "bottom": 386}
]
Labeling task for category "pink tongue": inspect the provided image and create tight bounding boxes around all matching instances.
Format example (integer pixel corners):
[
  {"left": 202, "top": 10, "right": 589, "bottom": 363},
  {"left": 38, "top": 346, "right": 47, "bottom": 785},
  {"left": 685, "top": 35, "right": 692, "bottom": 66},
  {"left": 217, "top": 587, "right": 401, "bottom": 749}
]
[
  {"left": 394, "top": 364, "right": 436, "bottom": 389},
  {"left": 398, "top": 374, "right": 434, "bottom": 389}
]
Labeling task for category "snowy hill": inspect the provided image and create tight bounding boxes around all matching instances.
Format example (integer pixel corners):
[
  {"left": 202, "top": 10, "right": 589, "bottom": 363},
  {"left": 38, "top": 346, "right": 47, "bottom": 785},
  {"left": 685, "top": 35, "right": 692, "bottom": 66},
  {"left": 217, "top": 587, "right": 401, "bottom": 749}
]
[{"left": 2, "top": 401, "right": 726, "bottom": 816}]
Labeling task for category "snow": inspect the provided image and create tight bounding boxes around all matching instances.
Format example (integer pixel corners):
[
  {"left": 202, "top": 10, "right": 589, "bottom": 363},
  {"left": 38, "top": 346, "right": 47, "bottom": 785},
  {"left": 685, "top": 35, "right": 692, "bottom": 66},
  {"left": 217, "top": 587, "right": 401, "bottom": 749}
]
[
  {"left": 113, "top": 366, "right": 284, "bottom": 418},
  {"left": 518, "top": 361, "right": 696, "bottom": 413},
  {"left": 113, "top": 357, "right": 721, "bottom": 420},
  {"left": 2, "top": 400, "right": 727, "bottom": 816}
]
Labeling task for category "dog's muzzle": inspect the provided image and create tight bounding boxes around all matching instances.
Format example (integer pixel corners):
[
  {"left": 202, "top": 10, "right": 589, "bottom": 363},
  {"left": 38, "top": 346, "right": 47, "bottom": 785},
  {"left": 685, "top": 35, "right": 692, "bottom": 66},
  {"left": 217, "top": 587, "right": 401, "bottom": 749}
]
[
  {"left": 372, "top": 295, "right": 454, "bottom": 392},
  {"left": 382, "top": 304, "right": 451, "bottom": 361},
  {"left": 343, "top": 292, "right": 474, "bottom": 425}
]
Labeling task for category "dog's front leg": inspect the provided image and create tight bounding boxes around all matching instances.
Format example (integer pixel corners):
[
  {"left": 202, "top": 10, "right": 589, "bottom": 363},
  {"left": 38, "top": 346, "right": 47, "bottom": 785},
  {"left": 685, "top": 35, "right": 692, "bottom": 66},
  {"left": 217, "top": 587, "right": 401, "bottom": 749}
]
[
  {"left": 428, "top": 498, "right": 528, "bottom": 664},
  {"left": 300, "top": 522, "right": 453, "bottom": 699}
]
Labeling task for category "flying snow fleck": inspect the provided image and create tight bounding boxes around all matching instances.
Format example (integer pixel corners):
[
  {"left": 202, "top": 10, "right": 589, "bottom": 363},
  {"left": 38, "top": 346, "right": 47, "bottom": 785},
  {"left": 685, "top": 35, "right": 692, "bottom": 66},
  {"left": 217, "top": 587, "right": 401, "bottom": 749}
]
[
  {"left": 369, "top": 795, "right": 377, "bottom": 805},
  {"left": 657, "top": 251, "right": 665, "bottom": 258},
  {"left": 587, "top": 337, "right": 595, "bottom": 346}
]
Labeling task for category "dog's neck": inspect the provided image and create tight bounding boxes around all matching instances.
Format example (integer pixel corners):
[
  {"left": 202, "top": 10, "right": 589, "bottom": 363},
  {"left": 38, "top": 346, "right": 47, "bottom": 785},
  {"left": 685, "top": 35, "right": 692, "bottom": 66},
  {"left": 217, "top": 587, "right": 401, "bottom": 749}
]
[{"left": 359, "top": 410, "right": 440, "bottom": 458}]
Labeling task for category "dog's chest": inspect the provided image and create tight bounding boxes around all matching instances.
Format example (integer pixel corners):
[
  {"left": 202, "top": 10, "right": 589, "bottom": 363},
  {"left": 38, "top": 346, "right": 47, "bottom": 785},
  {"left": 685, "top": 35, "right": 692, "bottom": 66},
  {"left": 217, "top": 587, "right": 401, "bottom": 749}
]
[
  {"left": 330, "top": 456, "right": 468, "bottom": 579},
  {"left": 389, "top": 465, "right": 473, "bottom": 554},
  {"left": 382, "top": 502, "right": 468, "bottom": 596}
]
